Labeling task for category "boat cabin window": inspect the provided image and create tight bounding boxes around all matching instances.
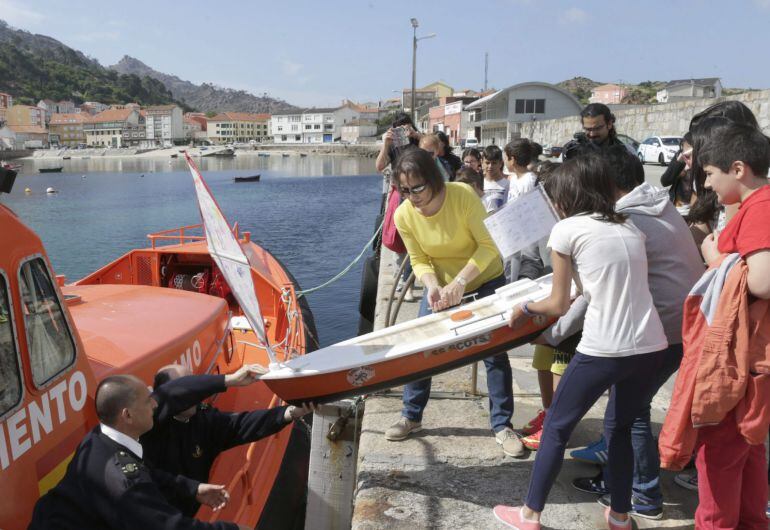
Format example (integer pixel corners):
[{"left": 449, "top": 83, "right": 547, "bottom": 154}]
[
  {"left": 0, "top": 272, "right": 22, "bottom": 417},
  {"left": 19, "top": 258, "right": 76, "bottom": 387}
]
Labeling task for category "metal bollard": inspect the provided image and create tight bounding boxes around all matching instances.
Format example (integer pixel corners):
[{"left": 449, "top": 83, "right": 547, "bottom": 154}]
[{"left": 304, "top": 399, "right": 364, "bottom": 530}]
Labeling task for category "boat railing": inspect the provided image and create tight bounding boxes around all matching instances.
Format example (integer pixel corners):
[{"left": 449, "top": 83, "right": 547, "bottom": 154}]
[{"left": 147, "top": 223, "right": 251, "bottom": 248}]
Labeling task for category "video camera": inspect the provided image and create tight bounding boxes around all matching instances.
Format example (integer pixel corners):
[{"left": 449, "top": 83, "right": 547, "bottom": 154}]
[
  {"left": 563, "top": 131, "right": 601, "bottom": 161},
  {"left": 0, "top": 166, "right": 17, "bottom": 194}
]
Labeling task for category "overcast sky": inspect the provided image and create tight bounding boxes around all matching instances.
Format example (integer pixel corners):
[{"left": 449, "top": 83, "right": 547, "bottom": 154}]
[{"left": 3, "top": 0, "right": 770, "bottom": 107}]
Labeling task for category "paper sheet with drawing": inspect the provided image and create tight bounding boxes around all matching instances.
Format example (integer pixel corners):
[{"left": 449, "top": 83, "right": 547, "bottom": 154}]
[{"left": 483, "top": 186, "right": 559, "bottom": 259}]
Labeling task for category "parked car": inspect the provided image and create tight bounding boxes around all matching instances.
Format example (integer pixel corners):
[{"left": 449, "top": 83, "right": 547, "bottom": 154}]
[
  {"left": 464, "top": 137, "right": 479, "bottom": 148},
  {"left": 616, "top": 133, "right": 640, "bottom": 155},
  {"left": 637, "top": 135, "right": 682, "bottom": 165}
]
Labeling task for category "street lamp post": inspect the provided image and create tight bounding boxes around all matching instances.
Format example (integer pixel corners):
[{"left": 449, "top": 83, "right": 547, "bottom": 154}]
[
  {"left": 411, "top": 18, "right": 418, "bottom": 124},
  {"left": 409, "top": 18, "right": 435, "bottom": 125}
]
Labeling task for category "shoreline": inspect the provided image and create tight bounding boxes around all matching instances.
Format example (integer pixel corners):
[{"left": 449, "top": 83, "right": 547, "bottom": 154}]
[{"left": 24, "top": 143, "right": 380, "bottom": 160}]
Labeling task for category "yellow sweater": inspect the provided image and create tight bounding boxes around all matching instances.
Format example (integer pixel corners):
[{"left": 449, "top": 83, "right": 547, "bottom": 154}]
[{"left": 394, "top": 182, "right": 503, "bottom": 292}]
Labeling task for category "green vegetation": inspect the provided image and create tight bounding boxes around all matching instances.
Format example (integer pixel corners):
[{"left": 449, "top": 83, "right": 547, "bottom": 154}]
[{"left": 0, "top": 41, "right": 184, "bottom": 108}]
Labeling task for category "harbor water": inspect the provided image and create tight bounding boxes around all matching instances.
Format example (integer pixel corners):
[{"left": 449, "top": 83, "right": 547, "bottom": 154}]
[{"left": 2, "top": 154, "right": 381, "bottom": 346}]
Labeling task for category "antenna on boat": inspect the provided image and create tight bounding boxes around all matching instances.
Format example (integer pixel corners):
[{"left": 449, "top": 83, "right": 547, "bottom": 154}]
[{"left": 182, "top": 152, "right": 280, "bottom": 367}]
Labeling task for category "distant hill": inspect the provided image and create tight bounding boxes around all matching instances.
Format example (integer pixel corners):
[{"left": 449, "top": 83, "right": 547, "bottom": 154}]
[
  {"left": 556, "top": 77, "right": 602, "bottom": 104},
  {"left": 110, "top": 56, "right": 297, "bottom": 114},
  {"left": 556, "top": 76, "right": 755, "bottom": 105},
  {"left": 0, "top": 20, "right": 181, "bottom": 107}
]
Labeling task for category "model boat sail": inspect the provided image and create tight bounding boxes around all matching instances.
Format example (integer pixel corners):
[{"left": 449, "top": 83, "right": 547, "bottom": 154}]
[
  {"left": 261, "top": 275, "right": 558, "bottom": 404},
  {"left": 184, "top": 152, "right": 277, "bottom": 364}
]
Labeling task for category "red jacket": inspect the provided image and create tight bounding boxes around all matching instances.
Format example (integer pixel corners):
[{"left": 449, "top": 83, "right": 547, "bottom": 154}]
[{"left": 659, "top": 254, "right": 770, "bottom": 470}]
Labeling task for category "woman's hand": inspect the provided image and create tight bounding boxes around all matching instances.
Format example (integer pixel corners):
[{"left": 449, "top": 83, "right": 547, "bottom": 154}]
[
  {"left": 509, "top": 303, "right": 530, "bottom": 330},
  {"left": 701, "top": 232, "right": 723, "bottom": 267},
  {"left": 426, "top": 285, "right": 443, "bottom": 312},
  {"left": 439, "top": 280, "right": 464, "bottom": 309},
  {"left": 382, "top": 128, "right": 394, "bottom": 146}
]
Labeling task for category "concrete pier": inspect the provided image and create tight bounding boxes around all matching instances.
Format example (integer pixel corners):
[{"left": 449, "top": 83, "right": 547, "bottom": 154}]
[{"left": 351, "top": 247, "right": 697, "bottom": 529}]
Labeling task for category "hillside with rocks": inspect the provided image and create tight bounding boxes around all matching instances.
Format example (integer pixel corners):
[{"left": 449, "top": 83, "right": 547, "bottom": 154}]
[
  {"left": 110, "top": 56, "right": 297, "bottom": 114},
  {"left": 0, "top": 20, "right": 179, "bottom": 107}
]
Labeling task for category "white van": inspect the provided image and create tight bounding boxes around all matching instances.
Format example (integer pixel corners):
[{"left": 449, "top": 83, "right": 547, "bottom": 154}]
[{"left": 465, "top": 137, "right": 479, "bottom": 148}]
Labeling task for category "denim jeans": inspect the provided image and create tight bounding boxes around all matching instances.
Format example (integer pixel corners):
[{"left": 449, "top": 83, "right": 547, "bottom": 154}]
[
  {"left": 526, "top": 349, "right": 667, "bottom": 513},
  {"left": 625, "top": 343, "right": 683, "bottom": 507},
  {"left": 400, "top": 275, "right": 513, "bottom": 433}
]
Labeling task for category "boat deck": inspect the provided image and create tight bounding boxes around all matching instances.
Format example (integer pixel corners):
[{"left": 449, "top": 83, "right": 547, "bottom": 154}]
[{"left": 63, "top": 284, "right": 227, "bottom": 379}]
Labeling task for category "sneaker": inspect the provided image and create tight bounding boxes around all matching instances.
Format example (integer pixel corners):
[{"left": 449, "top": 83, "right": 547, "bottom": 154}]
[
  {"left": 492, "top": 505, "right": 541, "bottom": 530},
  {"left": 520, "top": 409, "right": 546, "bottom": 436},
  {"left": 403, "top": 288, "right": 415, "bottom": 302},
  {"left": 384, "top": 417, "right": 421, "bottom": 441},
  {"left": 604, "top": 507, "right": 631, "bottom": 529},
  {"left": 572, "top": 471, "right": 609, "bottom": 495},
  {"left": 570, "top": 436, "right": 608, "bottom": 465},
  {"left": 521, "top": 428, "right": 543, "bottom": 450},
  {"left": 598, "top": 494, "right": 663, "bottom": 520},
  {"left": 496, "top": 427, "right": 526, "bottom": 458},
  {"left": 673, "top": 470, "right": 698, "bottom": 491}
]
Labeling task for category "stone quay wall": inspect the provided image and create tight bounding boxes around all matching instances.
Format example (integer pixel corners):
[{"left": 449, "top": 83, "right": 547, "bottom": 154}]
[{"left": 518, "top": 89, "right": 770, "bottom": 147}]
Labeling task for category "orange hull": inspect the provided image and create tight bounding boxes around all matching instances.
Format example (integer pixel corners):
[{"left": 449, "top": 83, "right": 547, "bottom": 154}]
[
  {"left": 0, "top": 207, "right": 314, "bottom": 529},
  {"left": 264, "top": 318, "right": 551, "bottom": 405}
]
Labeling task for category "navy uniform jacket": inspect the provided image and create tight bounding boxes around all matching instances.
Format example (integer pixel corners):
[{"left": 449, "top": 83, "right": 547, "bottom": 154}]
[
  {"left": 27, "top": 427, "right": 238, "bottom": 530},
  {"left": 142, "top": 374, "right": 290, "bottom": 516}
]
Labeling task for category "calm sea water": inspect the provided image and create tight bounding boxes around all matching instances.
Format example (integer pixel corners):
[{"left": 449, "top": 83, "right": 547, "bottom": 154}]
[{"left": 2, "top": 154, "right": 381, "bottom": 346}]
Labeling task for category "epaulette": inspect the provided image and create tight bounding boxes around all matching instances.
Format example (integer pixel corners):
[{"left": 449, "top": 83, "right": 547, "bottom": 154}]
[{"left": 115, "top": 450, "right": 142, "bottom": 478}]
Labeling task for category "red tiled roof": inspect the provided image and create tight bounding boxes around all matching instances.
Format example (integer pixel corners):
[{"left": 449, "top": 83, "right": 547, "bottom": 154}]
[
  {"left": 90, "top": 108, "right": 134, "bottom": 123},
  {"left": 50, "top": 113, "right": 88, "bottom": 125},
  {"left": 7, "top": 125, "right": 48, "bottom": 134}
]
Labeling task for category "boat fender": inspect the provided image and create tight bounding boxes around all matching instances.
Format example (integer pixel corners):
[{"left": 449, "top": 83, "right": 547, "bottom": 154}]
[{"left": 357, "top": 255, "right": 379, "bottom": 335}]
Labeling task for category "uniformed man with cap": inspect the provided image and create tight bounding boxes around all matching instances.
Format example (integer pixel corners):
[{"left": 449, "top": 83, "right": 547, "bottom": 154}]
[
  {"left": 28, "top": 374, "right": 250, "bottom": 530},
  {"left": 143, "top": 363, "right": 314, "bottom": 516}
]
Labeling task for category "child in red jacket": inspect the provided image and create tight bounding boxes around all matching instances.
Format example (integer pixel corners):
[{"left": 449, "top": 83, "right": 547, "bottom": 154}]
[{"left": 696, "top": 119, "right": 770, "bottom": 529}]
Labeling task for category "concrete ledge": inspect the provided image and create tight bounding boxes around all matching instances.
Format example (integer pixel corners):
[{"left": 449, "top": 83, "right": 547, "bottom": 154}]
[{"left": 352, "top": 248, "right": 697, "bottom": 529}]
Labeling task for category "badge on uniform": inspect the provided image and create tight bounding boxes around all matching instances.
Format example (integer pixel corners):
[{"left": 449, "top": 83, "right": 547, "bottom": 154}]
[
  {"left": 116, "top": 450, "right": 141, "bottom": 478},
  {"left": 192, "top": 445, "right": 203, "bottom": 458}
]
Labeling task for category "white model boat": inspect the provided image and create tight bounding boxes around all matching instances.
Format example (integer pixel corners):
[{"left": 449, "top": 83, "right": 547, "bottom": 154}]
[{"left": 262, "top": 276, "right": 556, "bottom": 404}]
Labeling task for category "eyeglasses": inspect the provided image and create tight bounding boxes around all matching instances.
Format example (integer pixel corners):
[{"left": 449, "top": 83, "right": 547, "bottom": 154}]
[
  {"left": 399, "top": 183, "right": 428, "bottom": 196},
  {"left": 582, "top": 124, "right": 607, "bottom": 133}
]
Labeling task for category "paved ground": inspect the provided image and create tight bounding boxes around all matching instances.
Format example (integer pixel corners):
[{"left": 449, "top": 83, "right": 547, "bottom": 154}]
[{"left": 351, "top": 248, "right": 698, "bottom": 530}]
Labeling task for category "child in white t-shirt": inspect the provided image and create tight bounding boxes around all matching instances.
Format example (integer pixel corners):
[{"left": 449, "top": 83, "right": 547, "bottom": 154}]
[
  {"left": 493, "top": 154, "right": 667, "bottom": 530},
  {"left": 481, "top": 145, "right": 509, "bottom": 212},
  {"left": 504, "top": 138, "right": 538, "bottom": 203}
]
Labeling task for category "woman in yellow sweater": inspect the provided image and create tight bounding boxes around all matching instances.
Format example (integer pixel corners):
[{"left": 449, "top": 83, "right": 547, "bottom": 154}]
[{"left": 385, "top": 148, "right": 525, "bottom": 458}]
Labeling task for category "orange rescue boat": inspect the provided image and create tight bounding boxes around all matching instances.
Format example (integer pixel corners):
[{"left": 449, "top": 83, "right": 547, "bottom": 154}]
[{"left": 0, "top": 160, "right": 316, "bottom": 529}]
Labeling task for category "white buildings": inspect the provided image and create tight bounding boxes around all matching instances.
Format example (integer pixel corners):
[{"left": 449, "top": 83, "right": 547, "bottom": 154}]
[
  {"left": 206, "top": 112, "right": 271, "bottom": 144},
  {"left": 656, "top": 78, "right": 722, "bottom": 103},
  {"left": 465, "top": 82, "right": 583, "bottom": 146},
  {"left": 144, "top": 105, "right": 184, "bottom": 146},
  {"left": 83, "top": 107, "right": 141, "bottom": 147},
  {"left": 341, "top": 120, "right": 377, "bottom": 144},
  {"left": 271, "top": 104, "right": 360, "bottom": 144}
]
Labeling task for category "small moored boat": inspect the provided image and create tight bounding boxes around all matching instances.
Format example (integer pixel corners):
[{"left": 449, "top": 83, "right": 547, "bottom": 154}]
[
  {"left": 262, "top": 275, "right": 558, "bottom": 404},
  {"left": 234, "top": 174, "right": 261, "bottom": 182},
  {"left": 39, "top": 167, "right": 64, "bottom": 173}
]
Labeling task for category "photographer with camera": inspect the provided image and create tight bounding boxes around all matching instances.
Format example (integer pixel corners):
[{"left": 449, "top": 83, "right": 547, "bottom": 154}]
[
  {"left": 564, "top": 103, "right": 630, "bottom": 160},
  {"left": 376, "top": 112, "right": 422, "bottom": 173}
]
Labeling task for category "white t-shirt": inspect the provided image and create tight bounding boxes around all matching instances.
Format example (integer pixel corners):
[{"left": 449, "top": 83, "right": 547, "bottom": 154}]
[
  {"left": 547, "top": 214, "right": 667, "bottom": 357},
  {"left": 507, "top": 171, "right": 537, "bottom": 203},
  {"left": 482, "top": 178, "right": 509, "bottom": 213}
]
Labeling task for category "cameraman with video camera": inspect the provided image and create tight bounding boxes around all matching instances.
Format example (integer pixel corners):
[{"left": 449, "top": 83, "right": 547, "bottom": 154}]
[{"left": 564, "top": 103, "right": 630, "bottom": 160}]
